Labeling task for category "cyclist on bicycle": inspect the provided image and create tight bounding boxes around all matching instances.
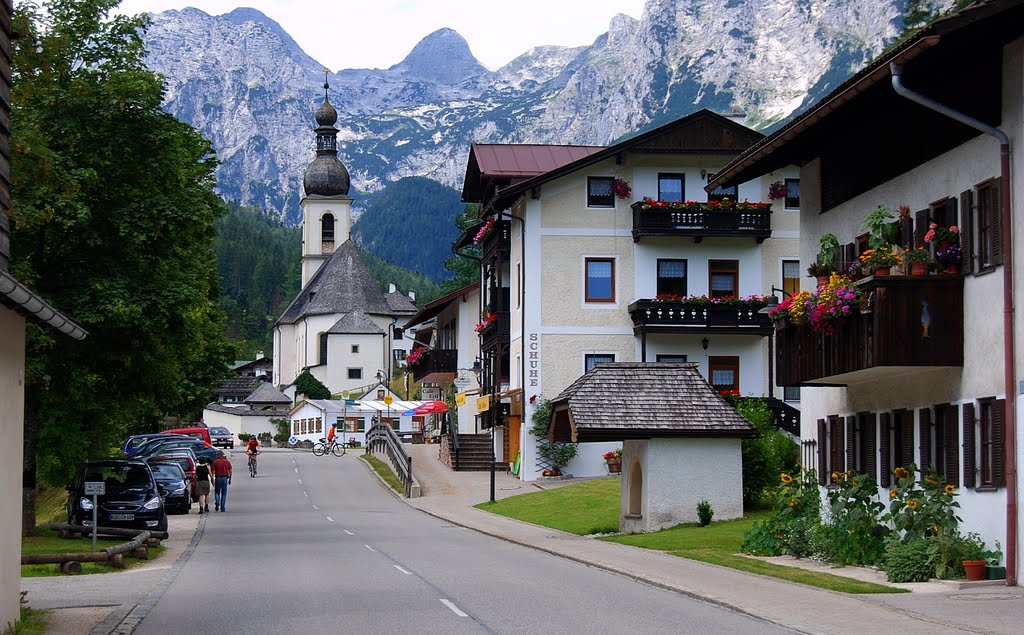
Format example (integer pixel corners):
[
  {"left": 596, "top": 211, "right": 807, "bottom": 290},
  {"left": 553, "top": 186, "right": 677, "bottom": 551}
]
[
  {"left": 246, "top": 436, "right": 259, "bottom": 473},
  {"left": 326, "top": 423, "right": 336, "bottom": 448}
]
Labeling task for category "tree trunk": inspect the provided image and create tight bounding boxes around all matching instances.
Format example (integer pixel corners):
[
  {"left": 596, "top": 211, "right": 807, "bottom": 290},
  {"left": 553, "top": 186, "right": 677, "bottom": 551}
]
[{"left": 22, "top": 404, "right": 38, "bottom": 536}]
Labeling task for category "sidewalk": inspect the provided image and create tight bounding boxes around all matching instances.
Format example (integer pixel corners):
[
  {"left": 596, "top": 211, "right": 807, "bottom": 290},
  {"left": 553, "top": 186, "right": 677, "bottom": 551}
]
[{"left": 404, "top": 444, "right": 1024, "bottom": 635}]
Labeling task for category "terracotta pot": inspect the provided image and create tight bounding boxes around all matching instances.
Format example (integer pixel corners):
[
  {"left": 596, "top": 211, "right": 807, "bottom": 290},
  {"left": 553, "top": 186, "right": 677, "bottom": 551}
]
[
  {"left": 816, "top": 276, "right": 830, "bottom": 288},
  {"left": 944, "top": 263, "right": 961, "bottom": 275},
  {"left": 963, "top": 559, "right": 986, "bottom": 582},
  {"left": 874, "top": 267, "right": 890, "bottom": 276},
  {"left": 910, "top": 262, "right": 928, "bottom": 276}
]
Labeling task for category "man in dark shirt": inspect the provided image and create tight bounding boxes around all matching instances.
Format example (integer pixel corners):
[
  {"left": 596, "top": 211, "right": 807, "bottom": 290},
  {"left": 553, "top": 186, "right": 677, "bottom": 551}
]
[{"left": 211, "top": 451, "right": 233, "bottom": 512}]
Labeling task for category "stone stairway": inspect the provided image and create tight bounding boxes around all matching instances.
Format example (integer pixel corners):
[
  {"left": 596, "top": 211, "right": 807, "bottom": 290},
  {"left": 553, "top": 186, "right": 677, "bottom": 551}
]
[{"left": 452, "top": 434, "right": 507, "bottom": 471}]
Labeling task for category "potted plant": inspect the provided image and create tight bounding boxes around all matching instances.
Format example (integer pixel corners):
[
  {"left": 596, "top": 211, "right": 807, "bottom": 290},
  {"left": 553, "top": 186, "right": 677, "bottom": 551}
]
[
  {"left": 902, "top": 247, "right": 933, "bottom": 276},
  {"left": 924, "top": 222, "right": 960, "bottom": 252},
  {"left": 859, "top": 244, "right": 902, "bottom": 276},
  {"left": 861, "top": 205, "right": 896, "bottom": 249},
  {"left": 602, "top": 448, "right": 622, "bottom": 474},
  {"left": 936, "top": 242, "right": 962, "bottom": 275},
  {"left": 958, "top": 532, "right": 989, "bottom": 582},
  {"left": 768, "top": 180, "right": 788, "bottom": 201},
  {"left": 611, "top": 178, "right": 632, "bottom": 200}
]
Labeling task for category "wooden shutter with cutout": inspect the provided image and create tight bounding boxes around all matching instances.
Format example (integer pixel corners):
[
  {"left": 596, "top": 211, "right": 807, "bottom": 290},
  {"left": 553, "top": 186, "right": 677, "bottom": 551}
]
[{"left": 962, "top": 402, "right": 976, "bottom": 489}]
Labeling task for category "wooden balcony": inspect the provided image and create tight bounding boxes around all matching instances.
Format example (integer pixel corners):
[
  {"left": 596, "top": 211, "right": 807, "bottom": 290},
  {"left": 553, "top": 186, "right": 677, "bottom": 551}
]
[
  {"left": 631, "top": 202, "right": 772, "bottom": 242},
  {"left": 479, "top": 311, "right": 510, "bottom": 351},
  {"left": 628, "top": 300, "right": 772, "bottom": 335},
  {"left": 480, "top": 220, "right": 511, "bottom": 260},
  {"left": 775, "top": 276, "right": 964, "bottom": 386},
  {"left": 411, "top": 348, "right": 457, "bottom": 383}
]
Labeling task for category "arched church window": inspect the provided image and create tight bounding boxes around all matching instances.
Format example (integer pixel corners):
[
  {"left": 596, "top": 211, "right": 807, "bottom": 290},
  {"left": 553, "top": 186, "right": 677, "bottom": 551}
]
[
  {"left": 321, "top": 213, "right": 335, "bottom": 249},
  {"left": 319, "top": 332, "right": 328, "bottom": 365}
]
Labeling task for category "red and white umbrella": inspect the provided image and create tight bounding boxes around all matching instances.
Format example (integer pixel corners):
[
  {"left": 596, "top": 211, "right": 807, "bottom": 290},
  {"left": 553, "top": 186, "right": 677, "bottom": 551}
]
[{"left": 413, "top": 400, "right": 449, "bottom": 415}]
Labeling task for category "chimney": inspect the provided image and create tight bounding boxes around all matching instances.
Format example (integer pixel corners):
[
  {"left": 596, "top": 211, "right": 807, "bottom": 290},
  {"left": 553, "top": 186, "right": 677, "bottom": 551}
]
[
  {"left": 255, "top": 351, "right": 264, "bottom": 360},
  {"left": 408, "top": 291, "right": 416, "bottom": 303},
  {"left": 389, "top": 283, "right": 397, "bottom": 293}
]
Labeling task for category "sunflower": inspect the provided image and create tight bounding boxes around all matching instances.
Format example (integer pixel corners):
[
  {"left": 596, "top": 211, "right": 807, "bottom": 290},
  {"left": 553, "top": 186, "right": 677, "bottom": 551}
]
[
  {"left": 831, "top": 471, "right": 840, "bottom": 482},
  {"left": 889, "top": 489, "right": 897, "bottom": 499},
  {"left": 906, "top": 499, "right": 919, "bottom": 510},
  {"left": 789, "top": 498, "right": 795, "bottom": 508},
  {"left": 894, "top": 467, "right": 911, "bottom": 480},
  {"left": 925, "top": 476, "right": 939, "bottom": 485},
  {"left": 781, "top": 473, "right": 793, "bottom": 484},
  {"left": 944, "top": 484, "right": 956, "bottom": 495}
]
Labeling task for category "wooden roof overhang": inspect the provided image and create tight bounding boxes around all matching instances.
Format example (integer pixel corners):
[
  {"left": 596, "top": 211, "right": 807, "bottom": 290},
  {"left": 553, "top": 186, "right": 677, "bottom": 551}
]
[{"left": 706, "top": 0, "right": 1024, "bottom": 211}]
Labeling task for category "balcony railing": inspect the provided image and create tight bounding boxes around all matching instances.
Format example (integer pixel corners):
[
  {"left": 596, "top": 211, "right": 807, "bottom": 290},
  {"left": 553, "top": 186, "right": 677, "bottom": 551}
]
[
  {"left": 631, "top": 201, "right": 772, "bottom": 242},
  {"left": 411, "top": 348, "right": 457, "bottom": 383},
  {"left": 628, "top": 300, "right": 771, "bottom": 334},
  {"left": 775, "top": 276, "right": 964, "bottom": 386},
  {"left": 479, "top": 220, "right": 511, "bottom": 260},
  {"left": 479, "top": 311, "right": 510, "bottom": 350}
]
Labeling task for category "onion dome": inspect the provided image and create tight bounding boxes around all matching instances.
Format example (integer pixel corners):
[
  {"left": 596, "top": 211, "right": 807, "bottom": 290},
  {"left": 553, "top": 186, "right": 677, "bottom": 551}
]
[{"left": 302, "top": 73, "right": 349, "bottom": 197}]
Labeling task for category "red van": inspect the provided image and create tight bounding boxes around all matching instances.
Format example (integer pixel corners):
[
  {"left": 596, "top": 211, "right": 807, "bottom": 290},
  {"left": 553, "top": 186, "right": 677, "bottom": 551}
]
[{"left": 165, "top": 426, "right": 212, "bottom": 446}]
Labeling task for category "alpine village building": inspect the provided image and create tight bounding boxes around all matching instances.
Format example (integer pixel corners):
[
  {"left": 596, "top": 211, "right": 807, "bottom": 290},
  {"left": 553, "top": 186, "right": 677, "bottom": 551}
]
[
  {"left": 457, "top": 109, "right": 802, "bottom": 481},
  {"left": 707, "top": 0, "right": 1024, "bottom": 585},
  {"left": 273, "top": 79, "right": 417, "bottom": 397}
]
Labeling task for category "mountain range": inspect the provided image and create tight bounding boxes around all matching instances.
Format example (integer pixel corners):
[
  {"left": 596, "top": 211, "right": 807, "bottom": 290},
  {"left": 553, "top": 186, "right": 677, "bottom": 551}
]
[{"left": 139, "top": 0, "right": 922, "bottom": 228}]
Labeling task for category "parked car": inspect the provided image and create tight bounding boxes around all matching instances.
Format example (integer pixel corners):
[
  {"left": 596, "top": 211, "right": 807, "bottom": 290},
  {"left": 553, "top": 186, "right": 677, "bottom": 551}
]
[
  {"left": 148, "top": 452, "right": 197, "bottom": 501},
  {"left": 165, "top": 425, "right": 212, "bottom": 445},
  {"left": 123, "top": 433, "right": 186, "bottom": 456},
  {"left": 208, "top": 426, "right": 234, "bottom": 449},
  {"left": 133, "top": 437, "right": 218, "bottom": 463},
  {"left": 148, "top": 462, "right": 191, "bottom": 514},
  {"left": 66, "top": 459, "right": 168, "bottom": 533}
]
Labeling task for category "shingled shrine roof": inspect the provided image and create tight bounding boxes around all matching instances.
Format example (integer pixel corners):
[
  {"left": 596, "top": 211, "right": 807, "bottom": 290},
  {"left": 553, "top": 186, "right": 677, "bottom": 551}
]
[
  {"left": 549, "top": 362, "right": 755, "bottom": 442},
  {"left": 244, "top": 382, "right": 292, "bottom": 405},
  {"left": 326, "top": 307, "right": 384, "bottom": 335}
]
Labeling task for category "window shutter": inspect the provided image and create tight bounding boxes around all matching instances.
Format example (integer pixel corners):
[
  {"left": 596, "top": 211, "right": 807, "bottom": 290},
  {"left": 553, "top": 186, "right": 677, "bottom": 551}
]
[
  {"left": 914, "top": 209, "right": 930, "bottom": 247},
  {"left": 992, "top": 399, "right": 1005, "bottom": 487},
  {"left": 830, "top": 415, "right": 844, "bottom": 474},
  {"left": 817, "top": 418, "right": 827, "bottom": 485},
  {"left": 864, "top": 413, "right": 877, "bottom": 482},
  {"left": 962, "top": 402, "right": 976, "bottom": 489},
  {"left": 879, "top": 412, "right": 891, "bottom": 487},
  {"left": 918, "top": 408, "right": 932, "bottom": 473},
  {"left": 843, "top": 243, "right": 856, "bottom": 271},
  {"left": 846, "top": 415, "right": 856, "bottom": 473},
  {"left": 990, "top": 181, "right": 1002, "bottom": 265},
  {"left": 944, "top": 404, "right": 960, "bottom": 487},
  {"left": 900, "top": 217, "right": 913, "bottom": 249},
  {"left": 960, "top": 190, "right": 974, "bottom": 274},
  {"left": 947, "top": 196, "right": 958, "bottom": 228},
  {"left": 899, "top": 410, "right": 915, "bottom": 469}
]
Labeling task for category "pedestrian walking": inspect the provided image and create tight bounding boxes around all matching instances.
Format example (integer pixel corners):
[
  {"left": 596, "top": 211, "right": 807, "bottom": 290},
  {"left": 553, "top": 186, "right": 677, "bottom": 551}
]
[
  {"left": 211, "top": 451, "right": 232, "bottom": 512},
  {"left": 195, "top": 456, "right": 213, "bottom": 514}
]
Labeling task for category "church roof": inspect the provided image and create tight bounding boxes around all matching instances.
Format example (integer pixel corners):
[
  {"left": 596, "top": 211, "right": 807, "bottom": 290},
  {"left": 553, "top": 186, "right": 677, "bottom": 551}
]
[
  {"left": 383, "top": 291, "right": 418, "bottom": 314},
  {"left": 276, "top": 240, "right": 415, "bottom": 325},
  {"left": 244, "top": 382, "right": 292, "bottom": 404},
  {"left": 327, "top": 308, "right": 384, "bottom": 335}
]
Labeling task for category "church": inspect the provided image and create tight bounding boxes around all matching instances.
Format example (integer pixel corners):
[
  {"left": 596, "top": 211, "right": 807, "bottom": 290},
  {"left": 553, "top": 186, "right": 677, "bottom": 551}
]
[{"left": 273, "top": 78, "right": 417, "bottom": 395}]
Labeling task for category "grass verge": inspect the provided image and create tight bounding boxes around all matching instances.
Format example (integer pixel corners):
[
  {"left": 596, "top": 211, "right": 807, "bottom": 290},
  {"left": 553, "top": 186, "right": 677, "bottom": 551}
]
[
  {"left": 361, "top": 454, "right": 407, "bottom": 497},
  {"left": 10, "top": 595, "right": 48, "bottom": 634},
  {"left": 479, "top": 476, "right": 904, "bottom": 594},
  {"left": 21, "top": 528, "right": 167, "bottom": 578}
]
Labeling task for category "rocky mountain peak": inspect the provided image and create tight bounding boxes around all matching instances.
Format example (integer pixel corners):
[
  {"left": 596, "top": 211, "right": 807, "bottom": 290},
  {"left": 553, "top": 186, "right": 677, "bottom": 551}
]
[{"left": 390, "top": 27, "right": 489, "bottom": 83}]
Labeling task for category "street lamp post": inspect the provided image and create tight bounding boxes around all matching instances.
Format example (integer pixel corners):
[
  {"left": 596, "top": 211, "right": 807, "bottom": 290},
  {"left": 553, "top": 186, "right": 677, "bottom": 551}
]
[{"left": 758, "top": 286, "right": 792, "bottom": 400}]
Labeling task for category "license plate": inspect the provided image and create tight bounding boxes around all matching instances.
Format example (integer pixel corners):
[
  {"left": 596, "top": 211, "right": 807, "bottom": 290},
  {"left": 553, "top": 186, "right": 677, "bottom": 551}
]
[{"left": 109, "top": 513, "right": 134, "bottom": 521}]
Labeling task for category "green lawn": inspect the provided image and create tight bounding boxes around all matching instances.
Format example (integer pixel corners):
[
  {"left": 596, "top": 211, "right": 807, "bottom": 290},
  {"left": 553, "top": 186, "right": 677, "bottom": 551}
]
[
  {"left": 478, "top": 477, "right": 904, "bottom": 594},
  {"left": 362, "top": 454, "right": 408, "bottom": 496}
]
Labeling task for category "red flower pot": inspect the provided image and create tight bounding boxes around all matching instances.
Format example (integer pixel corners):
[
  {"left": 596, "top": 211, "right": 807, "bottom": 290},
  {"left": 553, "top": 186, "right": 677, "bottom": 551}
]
[{"left": 963, "top": 559, "right": 986, "bottom": 582}]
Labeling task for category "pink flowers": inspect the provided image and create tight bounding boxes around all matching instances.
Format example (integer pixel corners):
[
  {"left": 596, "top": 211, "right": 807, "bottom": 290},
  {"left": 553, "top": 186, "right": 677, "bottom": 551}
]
[
  {"left": 473, "top": 218, "right": 497, "bottom": 245},
  {"left": 406, "top": 348, "right": 424, "bottom": 366},
  {"left": 924, "top": 222, "right": 959, "bottom": 244},
  {"left": 611, "top": 178, "right": 632, "bottom": 199}
]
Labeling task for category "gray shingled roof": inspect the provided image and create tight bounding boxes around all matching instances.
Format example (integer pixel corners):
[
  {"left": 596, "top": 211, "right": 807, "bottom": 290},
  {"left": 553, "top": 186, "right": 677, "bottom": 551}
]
[
  {"left": 204, "top": 403, "right": 292, "bottom": 417},
  {"left": 327, "top": 308, "right": 384, "bottom": 335},
  {"left": 276, "top": 240, "right": 415, "bottom": 325},
  {"left": 244, "top": 382, "right": 292, "bottom": 404},
  {"left": 550, "top": 362, "right": 755, "bottom": 442},
  {"left": 215, "top": 377, "right": 261, "bottom": 397},
  {"left": 384, "top": 291, "right": 418, "bottom": 314}
]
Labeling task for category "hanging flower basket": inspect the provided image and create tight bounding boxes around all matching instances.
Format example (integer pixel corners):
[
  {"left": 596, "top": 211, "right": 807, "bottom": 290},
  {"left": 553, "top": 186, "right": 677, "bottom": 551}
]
[
  {"left": 768, "top": 180, "right": 788, "bottom": 201},
  {"left": 611, "top": 178, "right": 632, "bottom": 200}
]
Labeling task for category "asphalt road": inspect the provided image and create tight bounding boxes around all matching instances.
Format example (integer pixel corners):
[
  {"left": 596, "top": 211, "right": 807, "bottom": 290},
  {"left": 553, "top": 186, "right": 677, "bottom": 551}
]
[{"left": 135, "top": 451, "right": 796, "bottom": 634}]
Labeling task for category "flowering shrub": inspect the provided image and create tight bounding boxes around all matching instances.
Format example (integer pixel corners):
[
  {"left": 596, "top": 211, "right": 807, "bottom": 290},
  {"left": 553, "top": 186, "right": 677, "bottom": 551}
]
[
  {"left": 638, "top": 197, "right": 771, "bottom": 211},
  {"left": 924, "top": 222, "right": 959, "bottom": 245},
  {"left": 902, "top": 246, "right": 932, "bottom": 264},
  {"left": 474, "top": 310, "right": 498, "bottom": 333},
  {"left": 611, "top": 178, "right": 631, "bottom": 199},
  {"left": 824, "top": 470, "right": 889, "bottom": 565},
  {"left": 406, "top": 348, "right": 425, "bottom": 366},
  {"left": 602, "top": 448, "right": 622, "bottom": 460},
  {"left": 473, "top": 218, "right": 497, "bottom": 245},
  {"left": 936, "top": 243, "right": 962, "bottom": 267},
  {"left": 741, "top": 469, "right": 821, "bottom": 557},
  {"left": 808, "top": 274, "right": 864, "bottom": 335},
  {"left": 768, "top": 180, "right": 788, "bottom": 200},
  {"left": 767, "top": 290, "right": 812, "bottom": 324}
]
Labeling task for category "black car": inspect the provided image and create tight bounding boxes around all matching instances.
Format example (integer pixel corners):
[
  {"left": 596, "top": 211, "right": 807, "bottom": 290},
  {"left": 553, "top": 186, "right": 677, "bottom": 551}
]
[
  {"left": 66, "top": 459, "right": 168, "bottom": 533},
  {"left": 149, "top": 462, "right": 191, "bottom": 514},
  {"left": 208, "top": 426, "right": 234, "bottom": 449}
]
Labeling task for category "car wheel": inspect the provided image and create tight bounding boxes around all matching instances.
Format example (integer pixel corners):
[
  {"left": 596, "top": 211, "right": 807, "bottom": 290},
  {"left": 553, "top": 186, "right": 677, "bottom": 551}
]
[{"left": 156, "top": 511, "right": 168, "bottom": 533}]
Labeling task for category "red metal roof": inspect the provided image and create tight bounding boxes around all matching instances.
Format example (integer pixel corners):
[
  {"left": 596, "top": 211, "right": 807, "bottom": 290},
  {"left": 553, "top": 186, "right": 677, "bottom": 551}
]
[{"left": 471, "top": 144, "right": 605, "bottom": 178}]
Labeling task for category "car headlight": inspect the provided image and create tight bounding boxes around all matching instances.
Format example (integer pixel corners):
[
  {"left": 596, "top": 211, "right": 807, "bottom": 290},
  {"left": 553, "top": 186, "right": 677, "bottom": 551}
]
[
  {"left": 170, "top": 486, "right": 186, "bottom": 495},
  {"left": 79, "top": 497, "right": 94, "bottom": 511},
  {"left": 142, "top": 496, "right": 162, "bottom": 510}
]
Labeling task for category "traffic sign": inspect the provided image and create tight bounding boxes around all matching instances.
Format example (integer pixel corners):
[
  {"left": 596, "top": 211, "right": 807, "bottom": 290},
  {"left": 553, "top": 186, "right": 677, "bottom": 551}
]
[
  {"left": 384, "top": 395, "right": 393, "bottom": 405},
  {"left": 453, "top": 378, "right": 471, "bottom": 391},
  {"left": 84, "top": 482, "right": 105, "bottom": 496}
]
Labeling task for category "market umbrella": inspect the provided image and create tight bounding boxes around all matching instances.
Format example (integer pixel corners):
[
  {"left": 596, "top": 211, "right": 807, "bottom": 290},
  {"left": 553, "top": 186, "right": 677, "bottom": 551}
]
[{"left": 414, "top": 400, "right": 449, "bottom": 415}]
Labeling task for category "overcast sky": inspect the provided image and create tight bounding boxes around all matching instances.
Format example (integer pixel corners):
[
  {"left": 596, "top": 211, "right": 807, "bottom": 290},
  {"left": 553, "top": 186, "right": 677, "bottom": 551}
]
[{"left": 116, "top": 1, "right": 648, "bottom": 71}]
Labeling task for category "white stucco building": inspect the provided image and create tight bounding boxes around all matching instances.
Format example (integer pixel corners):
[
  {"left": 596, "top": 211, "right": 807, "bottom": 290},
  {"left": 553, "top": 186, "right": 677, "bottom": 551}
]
[
  {"left": 708, "top": 0, "right": 1024, "bottom": 585},
  {"left": 458, "top": 110, "right": 801, "bottom": 481}
]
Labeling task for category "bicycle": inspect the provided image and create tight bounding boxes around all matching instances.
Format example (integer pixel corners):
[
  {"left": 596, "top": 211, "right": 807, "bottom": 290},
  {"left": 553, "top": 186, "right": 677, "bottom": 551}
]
[
  {"left": 311, "top": 437, "right": 346, "bottom": 457},
  {"left": 247, "top": 450, "right": 260, "bottom": 477}
]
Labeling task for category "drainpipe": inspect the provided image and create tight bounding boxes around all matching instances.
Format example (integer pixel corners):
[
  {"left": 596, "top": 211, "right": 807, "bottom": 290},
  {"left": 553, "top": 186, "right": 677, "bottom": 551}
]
[{"left": 891, "top": 62, "right": 1016, "bottom": 586}]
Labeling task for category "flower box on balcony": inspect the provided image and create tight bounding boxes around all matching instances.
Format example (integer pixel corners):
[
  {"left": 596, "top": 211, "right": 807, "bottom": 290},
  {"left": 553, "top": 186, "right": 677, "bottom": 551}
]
[
  {"left": 631, "top": 198, "right": 773, "bottom": 243},
  {"left": 774, "top": 276, "right": 964, "bottom": 386},
  {"left": 628, "top": 296, "right": 771, "bottom": 334}
]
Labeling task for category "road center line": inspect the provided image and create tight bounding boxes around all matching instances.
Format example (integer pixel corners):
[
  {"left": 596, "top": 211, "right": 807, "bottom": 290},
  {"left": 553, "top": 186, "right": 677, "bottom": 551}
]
[
  {"left": 344, "top": 530, "right": 354, "bottom": 535},
  {"left": 326, "top": 516, "right": 334, "bottom": 522},
  {"left": 394, "top": 565, "right": 412, "bottom": 575},
  {"left": 364, "top": 545, "right": 376, "bottom": 552},
  {"left": 312, "top": 505, "right": 318, "bottom": 510},
  {"left": 440, "top": 599, "right": 467, "bottom": 617}
]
